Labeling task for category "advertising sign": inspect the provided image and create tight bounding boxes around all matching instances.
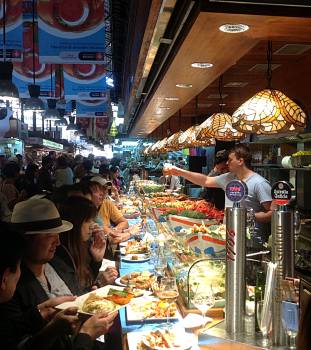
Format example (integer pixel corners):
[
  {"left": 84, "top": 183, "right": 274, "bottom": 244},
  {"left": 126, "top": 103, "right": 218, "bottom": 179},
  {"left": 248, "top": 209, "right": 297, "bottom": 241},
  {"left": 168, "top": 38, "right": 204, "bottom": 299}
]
[
  {"left": 63, "top": 64, "right": 108, "bottom": 100},
  {"left": 77, "top": 100, "right": 108, "bottom": 118},
  {"left": 0, "top": 0, "right": 23, "bottom": 61},
  {"left": 37, "top": 0, "right": 106, "bottom": 63}
]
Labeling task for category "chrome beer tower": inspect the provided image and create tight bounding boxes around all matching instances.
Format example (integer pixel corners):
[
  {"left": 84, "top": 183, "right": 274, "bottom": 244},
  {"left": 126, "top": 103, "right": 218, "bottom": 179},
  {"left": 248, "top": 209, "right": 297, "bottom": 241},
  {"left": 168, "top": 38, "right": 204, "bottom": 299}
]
[
  {"left": 271, "top": 181, "right": 296, "bottom": 346},
  {"left": 225, "top": 180, "right": 248, "bottom": 335}
]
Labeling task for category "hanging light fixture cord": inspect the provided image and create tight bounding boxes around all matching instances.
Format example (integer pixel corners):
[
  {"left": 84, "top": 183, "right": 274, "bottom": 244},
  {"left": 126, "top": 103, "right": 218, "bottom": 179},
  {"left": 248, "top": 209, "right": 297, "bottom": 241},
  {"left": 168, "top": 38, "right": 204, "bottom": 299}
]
[
  {"left": 267, "top": 40, "right": 273, "bottom": 89},
  {"left": 32, "top": 0, "right": 36, "bottom": 85},
  {"left": 218, "top": 74, "right": 224, "bottom": 112},
  {"left": 2, "top": 0, "right": 6, "bottom": 61}
]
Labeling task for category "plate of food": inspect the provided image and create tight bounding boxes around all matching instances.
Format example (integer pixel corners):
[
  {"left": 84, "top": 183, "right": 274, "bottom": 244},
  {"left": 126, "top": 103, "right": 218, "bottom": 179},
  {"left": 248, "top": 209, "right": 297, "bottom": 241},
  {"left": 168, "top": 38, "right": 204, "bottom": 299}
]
[
  {"left": 126, "top": 297, "right": 178, "bottom": 323},
  {"left": 122, "top": 254, "right": 150, "bottom": 263},
  {"left": 120, "top": 241, "right": 150, "bottom": 255},
  {"left": 115, "top": 271, "right": 156, "bottom": 290},
  {"left": 122, "top": 207, "right": 141, "bottom": 219},
  {"left": 55, "top": 285, "right": 134, "bottom": 317},
  {"left": 142, "top": 329, "right": 193, "bottom": 350}
]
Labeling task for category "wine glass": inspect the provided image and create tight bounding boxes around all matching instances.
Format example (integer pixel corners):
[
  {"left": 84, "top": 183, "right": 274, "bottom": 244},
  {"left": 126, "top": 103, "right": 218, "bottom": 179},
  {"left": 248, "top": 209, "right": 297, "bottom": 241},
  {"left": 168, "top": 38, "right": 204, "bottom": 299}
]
[
  {"left": 281, "top": 301, "right": 299, "bottom": 349},
  {"left": 256, "top": 300, "right": 271, "bottom": 347},
  {"left": 155, "top": 277, "right": 179, "bottom": 328},
  {"left": 192, "top": 289, "right": 215, "bottom": 328},
  {"left": 153, "top": 254, "right": 167, "bottom": 277}
]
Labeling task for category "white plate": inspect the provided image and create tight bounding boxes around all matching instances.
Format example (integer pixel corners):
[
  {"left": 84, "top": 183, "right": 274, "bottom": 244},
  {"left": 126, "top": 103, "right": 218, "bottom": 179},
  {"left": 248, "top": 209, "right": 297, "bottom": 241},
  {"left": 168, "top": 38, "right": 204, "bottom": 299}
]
[
  {"left": 55, "top": 285, "right": 128, "bottom": 317},
  {"left": 120, "top": 246, "right": 150, "bottom": 255},
  {"left": 115, "top": 276, "right": 127, "bottom": 286},
  {"left": 122, "top": 254, "right": 150, "bottom": 263},
  {"left": 142, "top": 329, "right": 193, "bottom": 350}
]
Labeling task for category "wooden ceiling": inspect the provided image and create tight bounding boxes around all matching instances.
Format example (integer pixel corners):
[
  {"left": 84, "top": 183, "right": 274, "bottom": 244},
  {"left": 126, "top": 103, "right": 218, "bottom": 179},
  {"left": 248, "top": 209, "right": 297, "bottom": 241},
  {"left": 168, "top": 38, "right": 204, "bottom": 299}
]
[{"left": 130, "top": 10, "right": 311, "bottom": 138}]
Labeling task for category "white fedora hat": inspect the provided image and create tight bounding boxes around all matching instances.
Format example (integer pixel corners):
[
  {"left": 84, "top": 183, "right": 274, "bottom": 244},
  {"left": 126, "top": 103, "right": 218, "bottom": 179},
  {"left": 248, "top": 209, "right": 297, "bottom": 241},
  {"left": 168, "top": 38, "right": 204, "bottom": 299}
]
[
  {"left": 11, "top": 198, "right": 73, "bottom": 234},
  {"left": 90, "top": 176, "right": 109, "bottom": 187}
]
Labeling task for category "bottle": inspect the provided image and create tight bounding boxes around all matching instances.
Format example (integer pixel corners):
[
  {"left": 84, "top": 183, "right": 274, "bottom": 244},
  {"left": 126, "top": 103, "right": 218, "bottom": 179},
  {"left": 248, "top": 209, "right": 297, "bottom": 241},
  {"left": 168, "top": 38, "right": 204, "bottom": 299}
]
[{"left": 255, "top": 270, "right": 266, "bottom": 332}]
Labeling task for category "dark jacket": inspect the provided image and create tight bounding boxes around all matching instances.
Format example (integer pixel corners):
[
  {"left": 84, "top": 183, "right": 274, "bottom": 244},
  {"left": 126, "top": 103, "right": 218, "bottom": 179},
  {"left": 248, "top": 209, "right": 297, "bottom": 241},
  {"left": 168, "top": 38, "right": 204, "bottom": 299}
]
[
  {"left": 54, "top": 245, "right": 102, "bottom": 295},
  {"left": 0, "top": 262, "right": 97, "bottom": 350}
]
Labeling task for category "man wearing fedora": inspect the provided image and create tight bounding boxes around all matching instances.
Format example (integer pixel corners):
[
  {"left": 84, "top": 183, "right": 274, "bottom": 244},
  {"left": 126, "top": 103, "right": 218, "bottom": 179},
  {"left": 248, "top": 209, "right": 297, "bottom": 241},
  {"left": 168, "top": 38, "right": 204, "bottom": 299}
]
[{"left": 0, "top": 199, "right": 117, "bottom": 350}]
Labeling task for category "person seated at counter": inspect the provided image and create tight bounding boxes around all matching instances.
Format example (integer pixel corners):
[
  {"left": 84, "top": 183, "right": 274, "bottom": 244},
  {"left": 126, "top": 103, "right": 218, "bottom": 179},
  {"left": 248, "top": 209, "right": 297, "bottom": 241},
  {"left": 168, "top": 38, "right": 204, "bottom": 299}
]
[
  {"left": 88, "top": 177, "right": 129, "bottom": 242},
  {"left": 164, "top": 144, "right": 273, "bottom": 248},
  {"left": 0, "top": 199, "right": 117, "bottom": 350}
]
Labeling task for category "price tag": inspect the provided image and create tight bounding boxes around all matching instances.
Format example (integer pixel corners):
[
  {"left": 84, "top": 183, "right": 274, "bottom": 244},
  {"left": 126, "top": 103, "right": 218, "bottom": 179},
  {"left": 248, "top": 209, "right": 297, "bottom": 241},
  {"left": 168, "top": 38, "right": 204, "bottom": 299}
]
[
  {"left": 225, "top": 180, "right": 248, "bottom": 203},
  {"left": 271, "top": 181, "right": 292, "bottom": 205}
]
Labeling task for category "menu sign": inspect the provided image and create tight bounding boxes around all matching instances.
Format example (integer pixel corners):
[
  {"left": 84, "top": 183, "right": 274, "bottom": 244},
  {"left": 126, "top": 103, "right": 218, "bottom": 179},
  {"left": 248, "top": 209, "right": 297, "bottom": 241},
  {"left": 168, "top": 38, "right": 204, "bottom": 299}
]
[
  {"left": 210, "top": 0, "right": 311, "bottom": 7},
  {"left": 63, "top": 64, "right": 108, "bottom": 100},
  {"left": 271, "top": 181, "right": 292, "bottom": 205},
  {"left": 225, "top": 180, "right": 248, "bottom": 203},
  {"left": 37, "top": 0, "right": 106, "bottom": 63},
  {"left": 77, "top": 100, "right": 109, "bottom": 118},
  {"left": 0, "top": 0, "right": 23, "bottom": 61}
]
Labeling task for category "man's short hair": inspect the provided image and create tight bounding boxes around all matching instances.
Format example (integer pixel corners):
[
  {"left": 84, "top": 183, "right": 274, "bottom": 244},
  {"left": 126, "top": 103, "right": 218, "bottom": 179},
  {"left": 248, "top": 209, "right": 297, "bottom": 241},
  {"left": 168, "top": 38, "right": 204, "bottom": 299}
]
[
  {"left": 230, "top": 144, "right": 252, "bottom": 168},
  {"left": 215, "top": 150, "right": 229, "bottom": 165}
]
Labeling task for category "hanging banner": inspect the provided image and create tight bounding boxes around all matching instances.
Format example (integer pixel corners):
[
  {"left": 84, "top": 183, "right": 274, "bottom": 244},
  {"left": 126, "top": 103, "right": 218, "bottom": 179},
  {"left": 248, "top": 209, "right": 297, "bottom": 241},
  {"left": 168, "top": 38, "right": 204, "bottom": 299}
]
[
  {"left": 95, "top": 116, "right": 109, "bottom": 139},
  {"left": 77, "top": 100, "right": 108, "bottom": 118},
  {"left": 13, "top": 21, "right": 55, "bottom": 98},
  {"left": 0, "top": 0, "right": 23, "bottom": 61},
  {"left": 37, "top": 0, "right": 106, "bottom": 63},
  {"left": 63, "top": 64, "right": 108, "bottom": 100}
]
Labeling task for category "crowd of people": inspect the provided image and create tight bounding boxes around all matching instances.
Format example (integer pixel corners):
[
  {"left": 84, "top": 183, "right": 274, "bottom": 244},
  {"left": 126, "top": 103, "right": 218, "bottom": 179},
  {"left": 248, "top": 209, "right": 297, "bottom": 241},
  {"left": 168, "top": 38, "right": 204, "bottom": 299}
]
[{"left": 0, "top": 151, "right": 138, "bottom": 350}]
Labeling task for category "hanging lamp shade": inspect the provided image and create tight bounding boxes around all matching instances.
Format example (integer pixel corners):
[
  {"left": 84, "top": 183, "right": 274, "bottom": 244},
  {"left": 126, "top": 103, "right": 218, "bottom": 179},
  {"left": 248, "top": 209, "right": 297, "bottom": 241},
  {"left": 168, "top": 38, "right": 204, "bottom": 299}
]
[
  {"left": 156, "top": 137, "right": 168, "bottom": 153},
  {"left": 23, "top": 85, "right": 45, "bottom": 112},
  {"left": 66, "top": 116, "right": 79, "bottom": 131},
  {"left": 44, "top": 99, "right": 60, "bottom": 120},
  {"left": 232, "top": 89, "right": 306, "bottom": 134},
  {"left": 109, "top": 118, "right": 118, "bottom": 137},
  {"left": 197, "top": 112, "right": 244, "bottom": 141},
  {"left": 178, "top": 126, "right": 215, "bottom": 149},
  {"left": 0, "top": 62, "right": 19, "bottom": 103},
  {"left": 55, "top": 117, "right": 68, "bottom": 127},
  {"left": 149, "top": 141, "right": 160, "bottom": 155},
  {"left": 165, "top": 131, "right": 183, "bottom": 151}
]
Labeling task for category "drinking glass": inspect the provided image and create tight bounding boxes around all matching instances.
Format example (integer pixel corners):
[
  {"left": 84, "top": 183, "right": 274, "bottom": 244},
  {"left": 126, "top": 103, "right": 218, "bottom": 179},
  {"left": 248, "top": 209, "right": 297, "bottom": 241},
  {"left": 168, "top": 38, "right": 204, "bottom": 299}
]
[
  {"left": 256, "top": 300, "right": 271, "bottom": 348},
  {"left": 155, "top": 277, "right": 179, "bottom": 328},
  {"left": 153, "top": 254, "right": 167, "bottom": 277},
  {"left": 192, "top": 289, "right": 215, "bottom": 328},
  {"left": 281, "top": 301, "right": 299, "bottom": 349}
]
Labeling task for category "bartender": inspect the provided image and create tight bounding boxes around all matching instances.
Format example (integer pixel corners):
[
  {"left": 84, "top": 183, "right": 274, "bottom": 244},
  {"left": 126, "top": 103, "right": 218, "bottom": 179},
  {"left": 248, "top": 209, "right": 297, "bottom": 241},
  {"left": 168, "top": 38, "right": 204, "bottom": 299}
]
[
  {"left": 165, "top": 144, "right": 273, "bottom": 248},
  {"left": 201, "top": 149, "right": 229, "bottom": 210}
]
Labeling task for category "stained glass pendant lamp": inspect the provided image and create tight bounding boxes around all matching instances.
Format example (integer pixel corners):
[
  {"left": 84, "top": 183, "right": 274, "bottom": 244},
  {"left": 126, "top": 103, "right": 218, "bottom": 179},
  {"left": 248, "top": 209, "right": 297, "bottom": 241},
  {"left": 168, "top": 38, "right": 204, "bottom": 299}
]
[
  {"left": 197, "top": 112, "right": 244, "bottom": 141},
  {"left": 232, "top": 41, "right": 306, "bottom": 134},
  {"left": 197, "top": 76, "right": 244, "bottom": 141}
]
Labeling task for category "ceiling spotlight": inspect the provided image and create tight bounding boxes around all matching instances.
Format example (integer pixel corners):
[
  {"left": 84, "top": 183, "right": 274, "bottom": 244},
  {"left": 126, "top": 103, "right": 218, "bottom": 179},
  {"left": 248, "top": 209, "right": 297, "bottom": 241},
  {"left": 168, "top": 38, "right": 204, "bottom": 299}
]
[
  {"left": 164, "top": 97, "right": 179, "bottom": 101},
  {"left": 219, "top": 24, "right": 249, "bottom": 33},
  {"left": 191, "top": 62, "right": 213, "bottom": 69},
  {"left": 159, "top": 106, "right": 171, "bottom": 110},
  {"left": 176, "top": 83, "right": 193, "bottom": 89}
]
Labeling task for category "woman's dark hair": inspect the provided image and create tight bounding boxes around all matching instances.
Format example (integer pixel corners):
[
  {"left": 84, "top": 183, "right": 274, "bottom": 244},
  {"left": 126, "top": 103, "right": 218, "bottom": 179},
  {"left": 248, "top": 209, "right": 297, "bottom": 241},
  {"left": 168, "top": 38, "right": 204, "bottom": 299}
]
[
  {"left": 229, "top": 144, "right": 252, "bottom": 168},
  {"left": 83, "top": 160, "right": 93, "bottom": 172},
  {"left": 0, "top": 223, "right": 25, "bottom": 279},
  {"left": 68, "top": 182, "right": 93, "bottom": 197},
  {"left": 2, "top": 162, "right": 20, "bottom": 179},
  {"left": 57, "top": 156, "right": 68, "bottom": 168},
  {"left": 49, "top": 185, "right": 74, "bottom": 209},
  {"left": 110, "top": 165, "right": 119, "bottom": 174},
  {"left": 58, "top": 196, "right": 97, "bottom": 287}
]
